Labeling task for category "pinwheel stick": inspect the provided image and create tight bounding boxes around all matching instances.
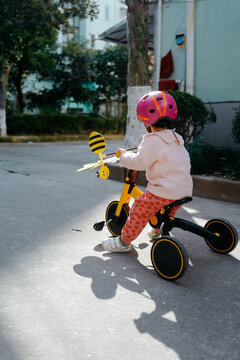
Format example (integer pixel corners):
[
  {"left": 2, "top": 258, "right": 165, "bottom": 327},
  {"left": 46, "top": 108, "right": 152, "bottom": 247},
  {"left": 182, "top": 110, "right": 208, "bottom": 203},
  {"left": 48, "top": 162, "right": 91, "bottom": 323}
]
[{"left": 104, "top": 147, "right": 137, "bottom": 157}]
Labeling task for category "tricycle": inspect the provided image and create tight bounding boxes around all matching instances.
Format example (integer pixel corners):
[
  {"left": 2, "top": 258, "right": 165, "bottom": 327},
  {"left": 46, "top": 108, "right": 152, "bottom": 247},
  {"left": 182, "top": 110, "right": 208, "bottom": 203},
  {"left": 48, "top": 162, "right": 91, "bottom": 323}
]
[{"left": 78, "top": 132, "right": 239, "bottom": 281}]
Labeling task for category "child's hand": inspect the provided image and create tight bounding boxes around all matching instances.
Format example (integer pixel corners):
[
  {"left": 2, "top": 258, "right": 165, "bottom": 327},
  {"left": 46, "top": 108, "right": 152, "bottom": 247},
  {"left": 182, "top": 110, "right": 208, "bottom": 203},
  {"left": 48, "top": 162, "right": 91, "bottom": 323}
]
[{"left": 115, "top": 148, "right": 127, "bottom": 158}]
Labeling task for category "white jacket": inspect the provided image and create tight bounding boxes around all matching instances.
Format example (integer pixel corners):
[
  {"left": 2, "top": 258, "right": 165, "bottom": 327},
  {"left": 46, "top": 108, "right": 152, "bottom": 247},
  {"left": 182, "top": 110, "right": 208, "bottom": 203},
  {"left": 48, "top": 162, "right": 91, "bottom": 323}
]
[{"left": 120, "top": 130, "right": 193, "bottom": 200}]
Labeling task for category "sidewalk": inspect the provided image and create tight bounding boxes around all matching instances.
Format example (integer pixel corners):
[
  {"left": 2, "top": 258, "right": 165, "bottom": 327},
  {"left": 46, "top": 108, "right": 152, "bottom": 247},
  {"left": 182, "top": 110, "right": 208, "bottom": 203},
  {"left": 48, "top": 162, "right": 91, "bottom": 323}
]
[{"left": 108, "top": 163, "right": 240, "bottom": 204}]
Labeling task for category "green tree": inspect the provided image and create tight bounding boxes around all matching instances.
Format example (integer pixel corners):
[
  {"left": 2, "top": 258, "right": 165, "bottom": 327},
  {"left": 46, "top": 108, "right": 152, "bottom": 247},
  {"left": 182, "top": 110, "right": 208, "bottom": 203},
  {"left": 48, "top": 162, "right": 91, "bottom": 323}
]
[
  {"left": 27, "top": 41, "right": 94, "bottom": 113},
  {"left": 8, "top": 38, "right": 57, "bottom": 113},
  {"left": 91, "top": 45, "right": 128, "bottom": 116},
  {"left": 0, "top": 0, "right": 98, "bottom": 135},
  {"left": 169, "top": 90, "right": 217, "bottom": 143}
]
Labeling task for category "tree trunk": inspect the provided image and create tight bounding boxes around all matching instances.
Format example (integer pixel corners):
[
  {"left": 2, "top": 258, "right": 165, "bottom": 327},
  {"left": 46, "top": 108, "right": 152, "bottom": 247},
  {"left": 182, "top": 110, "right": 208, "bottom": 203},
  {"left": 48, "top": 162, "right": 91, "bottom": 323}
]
[
  {"left": 126, "top": 0, "right": 149, "bottom": 87},
  {"left": 106, "top": 98, "right": 111, "bottom": 117},
  {"left": 13, "top": 73, "right": 25, "bottom": 113},
  {"left": 0, "top": 65, "right": 12, "bottom": 136},
  {"left": 10, "top": 60, "right": 26, "bottom": 113},
  {"left": 124, "top": 0, "right": 151, "bottom": 147}
]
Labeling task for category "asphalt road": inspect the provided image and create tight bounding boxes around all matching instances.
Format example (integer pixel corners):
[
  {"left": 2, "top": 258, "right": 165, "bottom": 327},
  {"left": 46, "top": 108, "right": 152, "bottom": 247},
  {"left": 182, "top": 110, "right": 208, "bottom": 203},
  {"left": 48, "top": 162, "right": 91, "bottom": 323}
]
[{"left": 0, "top": 141, "right": 240, "bottom": 360}]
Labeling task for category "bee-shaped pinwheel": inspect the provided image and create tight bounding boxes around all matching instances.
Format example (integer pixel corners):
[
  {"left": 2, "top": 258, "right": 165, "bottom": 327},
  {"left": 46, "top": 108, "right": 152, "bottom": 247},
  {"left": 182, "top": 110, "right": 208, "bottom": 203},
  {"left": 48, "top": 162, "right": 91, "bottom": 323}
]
[{"left": 76, "top": 131, "right": 118, "bottom": 179}]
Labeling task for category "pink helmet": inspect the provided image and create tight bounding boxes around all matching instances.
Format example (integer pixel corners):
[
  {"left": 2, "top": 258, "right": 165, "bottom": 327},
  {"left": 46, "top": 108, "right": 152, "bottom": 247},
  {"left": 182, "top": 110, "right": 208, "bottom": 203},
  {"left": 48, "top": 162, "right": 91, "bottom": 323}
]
[{"left": 136, "top": 91, "right": 177, "bottom": 126}]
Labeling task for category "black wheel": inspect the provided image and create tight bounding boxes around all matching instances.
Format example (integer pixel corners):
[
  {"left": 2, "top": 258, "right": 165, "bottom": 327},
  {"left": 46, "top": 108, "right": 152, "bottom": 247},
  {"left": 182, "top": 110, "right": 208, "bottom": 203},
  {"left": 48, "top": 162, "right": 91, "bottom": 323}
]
[
  {"left": 151, "top": 236, "right": 188, "bottom": 281},
  {"left": 204, "top": 218, "right": 238, "bottom": 254},
  {"left": 105, "top": 201, "right": 130, "bottom": 237}
]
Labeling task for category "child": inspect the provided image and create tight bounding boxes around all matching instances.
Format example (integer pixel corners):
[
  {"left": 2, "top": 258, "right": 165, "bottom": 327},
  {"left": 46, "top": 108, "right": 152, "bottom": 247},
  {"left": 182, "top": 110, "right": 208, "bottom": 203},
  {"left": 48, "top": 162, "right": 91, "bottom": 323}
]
[{"left": 102, "top": 91, "right": 193, "bottom": 252}]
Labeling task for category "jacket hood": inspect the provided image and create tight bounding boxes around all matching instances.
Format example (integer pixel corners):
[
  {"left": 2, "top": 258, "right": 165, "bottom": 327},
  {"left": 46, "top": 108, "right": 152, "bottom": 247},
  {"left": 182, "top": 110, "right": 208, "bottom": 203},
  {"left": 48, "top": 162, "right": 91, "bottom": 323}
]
[{"left": 145, "top": 129, "right": 184, "bottom": 145}]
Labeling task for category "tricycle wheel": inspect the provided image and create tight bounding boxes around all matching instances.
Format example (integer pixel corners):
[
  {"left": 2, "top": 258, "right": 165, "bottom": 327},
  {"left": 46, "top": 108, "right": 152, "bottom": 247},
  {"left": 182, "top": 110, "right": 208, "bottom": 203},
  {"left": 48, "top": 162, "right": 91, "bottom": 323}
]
[
  {"left": 204, "top": 218, "right": 238, "bottom": 254},
  {"left": 105, "top": 201, "right": 129, "bottom": 237},
  {"left": 151, "top": 236, "right": 188, "bottom": 281}
]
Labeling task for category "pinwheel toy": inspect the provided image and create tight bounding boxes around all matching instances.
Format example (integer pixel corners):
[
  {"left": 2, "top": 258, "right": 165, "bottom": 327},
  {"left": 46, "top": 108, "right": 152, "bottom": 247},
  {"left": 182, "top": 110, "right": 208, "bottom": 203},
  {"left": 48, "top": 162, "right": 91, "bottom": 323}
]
[{"left": 76, "top": 131, "right": 136, "bottom": 179}]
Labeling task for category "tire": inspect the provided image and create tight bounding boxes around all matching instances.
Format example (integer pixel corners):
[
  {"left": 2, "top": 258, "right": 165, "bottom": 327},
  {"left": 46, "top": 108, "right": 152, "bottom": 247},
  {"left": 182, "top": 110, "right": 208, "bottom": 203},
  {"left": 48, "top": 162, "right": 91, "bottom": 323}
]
[
  {"left": 204, "top": 218, "right": 238, "bottom": 254},
  {"left": 151, "top": 236, "right": 188, "bottom": 281},
  {"left": 105, "top": 201, "right": 130, "bottom": 237}
]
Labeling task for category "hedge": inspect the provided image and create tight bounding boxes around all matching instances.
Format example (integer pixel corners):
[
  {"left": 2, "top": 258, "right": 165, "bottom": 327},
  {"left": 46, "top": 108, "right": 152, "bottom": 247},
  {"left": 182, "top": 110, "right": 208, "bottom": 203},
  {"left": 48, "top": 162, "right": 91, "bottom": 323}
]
[
  {"left": 232, "top": 106, "right": 240, "bottom": 144},
  {"left": 185, "top": 140, "right": 240, "bottom": 179},
  {"left": 6, "top": 114, "right": 126, "bottom": 135}
]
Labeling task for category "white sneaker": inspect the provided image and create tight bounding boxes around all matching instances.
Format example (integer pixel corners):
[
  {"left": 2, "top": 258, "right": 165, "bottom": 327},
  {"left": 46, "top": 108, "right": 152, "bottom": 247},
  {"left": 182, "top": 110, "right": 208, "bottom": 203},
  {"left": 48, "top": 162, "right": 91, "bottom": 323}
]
[
  {"left": 148, "top": 228, "right": 161, "bottom": 239},
  {"left": 102, "top": 236, "right": 132, "bottom": 253}
]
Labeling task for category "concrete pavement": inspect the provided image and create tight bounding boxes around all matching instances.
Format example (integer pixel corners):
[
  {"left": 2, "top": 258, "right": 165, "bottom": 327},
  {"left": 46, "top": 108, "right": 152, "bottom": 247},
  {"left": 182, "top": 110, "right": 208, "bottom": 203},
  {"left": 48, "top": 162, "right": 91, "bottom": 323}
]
[{"left": 0, "top": 141, "right": 240, "bottom": 360}]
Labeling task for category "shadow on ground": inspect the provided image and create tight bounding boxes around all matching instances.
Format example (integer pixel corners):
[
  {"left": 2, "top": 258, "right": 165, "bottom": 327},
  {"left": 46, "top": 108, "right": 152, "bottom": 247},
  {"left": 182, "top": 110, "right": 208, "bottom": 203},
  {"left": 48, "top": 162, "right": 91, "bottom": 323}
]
[{"left": 74, "top": 234, "right": 240, "bottom": 360}]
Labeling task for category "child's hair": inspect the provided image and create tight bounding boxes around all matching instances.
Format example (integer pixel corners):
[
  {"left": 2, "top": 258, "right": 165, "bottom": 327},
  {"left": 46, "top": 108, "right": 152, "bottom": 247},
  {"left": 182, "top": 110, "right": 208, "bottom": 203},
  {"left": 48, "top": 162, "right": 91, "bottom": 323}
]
[{"left": 151, "top": 117, "right": 175, "bottom": 129}]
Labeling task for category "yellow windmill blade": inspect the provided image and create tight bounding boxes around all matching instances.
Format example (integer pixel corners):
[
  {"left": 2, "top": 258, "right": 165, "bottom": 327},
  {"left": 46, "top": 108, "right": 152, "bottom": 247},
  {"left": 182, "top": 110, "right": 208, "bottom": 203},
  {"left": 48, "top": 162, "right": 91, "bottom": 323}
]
[
  {"left": 103, "top": 155, "right": 119, "bottom": 164},
  {"left": 89, "top": 131, "right": 106, "bottom": 154},
  {"left": 76, "top": 161, "right": 101, "bottom": 172}
]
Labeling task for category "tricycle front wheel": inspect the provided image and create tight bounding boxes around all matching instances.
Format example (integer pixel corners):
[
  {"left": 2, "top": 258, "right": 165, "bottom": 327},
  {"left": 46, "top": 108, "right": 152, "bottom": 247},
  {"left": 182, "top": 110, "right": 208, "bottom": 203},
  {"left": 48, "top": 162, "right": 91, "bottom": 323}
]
[
  {"left": 105, "top": 201, "right": 129, "bottom": 237},
  {"left": 151, "top": 236, "right": 188, "bottom": 281}
]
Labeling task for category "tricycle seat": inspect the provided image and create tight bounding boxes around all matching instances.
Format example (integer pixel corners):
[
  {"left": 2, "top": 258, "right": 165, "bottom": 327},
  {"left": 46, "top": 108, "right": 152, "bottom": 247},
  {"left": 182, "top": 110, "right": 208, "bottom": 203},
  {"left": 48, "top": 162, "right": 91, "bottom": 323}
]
[{"left": 164, "top": 197, "right": 192, "bottom": 210}]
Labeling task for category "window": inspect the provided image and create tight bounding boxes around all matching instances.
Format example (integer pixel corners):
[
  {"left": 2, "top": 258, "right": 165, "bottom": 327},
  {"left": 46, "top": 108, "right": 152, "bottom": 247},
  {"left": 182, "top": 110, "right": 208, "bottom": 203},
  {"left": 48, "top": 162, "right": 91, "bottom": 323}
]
[{"left": 105, "top": 5, "right": 109, "bottom": 21}]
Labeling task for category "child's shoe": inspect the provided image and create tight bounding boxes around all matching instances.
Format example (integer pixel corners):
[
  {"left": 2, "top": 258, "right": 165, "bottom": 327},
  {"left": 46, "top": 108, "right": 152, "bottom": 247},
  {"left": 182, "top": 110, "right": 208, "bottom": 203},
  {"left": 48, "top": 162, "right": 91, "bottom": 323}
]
[
  {"left": 148, "top": 228, "right": 161, "bottom": 239},
  {"left": 102, "top": 236, "right": 132, "bottom": 253},
  {"left": 148, "top": 225, "right": 171, "bottom": 239}
]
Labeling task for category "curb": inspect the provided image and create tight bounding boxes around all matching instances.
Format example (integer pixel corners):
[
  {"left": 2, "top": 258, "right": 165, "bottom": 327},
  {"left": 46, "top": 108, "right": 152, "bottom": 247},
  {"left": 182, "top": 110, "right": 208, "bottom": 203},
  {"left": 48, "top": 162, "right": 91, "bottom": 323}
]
[
  {"left": 0, "top": 134, "right": 125, "bottom": 143},
  {"left": 108, "top": 163, "right": 240, "bottom": 204}
]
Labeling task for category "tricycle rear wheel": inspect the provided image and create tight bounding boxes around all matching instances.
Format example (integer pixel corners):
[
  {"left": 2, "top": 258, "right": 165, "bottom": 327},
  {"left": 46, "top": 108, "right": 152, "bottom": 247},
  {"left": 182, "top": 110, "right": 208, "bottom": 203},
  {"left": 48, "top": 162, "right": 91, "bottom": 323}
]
[{"left": 204, "top": 218, "right": 238, "bottom": 253}]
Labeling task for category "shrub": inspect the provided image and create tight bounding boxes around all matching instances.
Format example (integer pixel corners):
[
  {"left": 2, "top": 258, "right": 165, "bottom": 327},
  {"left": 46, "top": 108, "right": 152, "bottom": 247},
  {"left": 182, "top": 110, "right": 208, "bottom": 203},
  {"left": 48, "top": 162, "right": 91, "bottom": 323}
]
[
  {"left": 232, "top": 106, "right": 240, "bottom": 144},
  {"left": 217, "top": 148, "right": 240, "bottom": 180},
  {"left": 169, "top": 91, "right": 216, "bottom": 143},
  {"left": 6, "top": 114, "right": 125, "bottom": 135},
  {"left": 185, "top": 140, "right": 221, "bottom": 174},
  {"left": 185, "top": 141, "right": 240, "bottom": 180}
]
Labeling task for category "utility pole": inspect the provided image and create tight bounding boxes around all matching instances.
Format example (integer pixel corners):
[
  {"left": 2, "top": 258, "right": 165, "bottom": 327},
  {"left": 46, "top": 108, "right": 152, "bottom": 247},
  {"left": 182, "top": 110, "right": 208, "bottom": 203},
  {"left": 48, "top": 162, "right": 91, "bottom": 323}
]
[
  {"left": 186, "top": 0, "right": 195, "bottom": 94},
  {"left": 153, "top": 0, "right": 162, "bottom": 91}
]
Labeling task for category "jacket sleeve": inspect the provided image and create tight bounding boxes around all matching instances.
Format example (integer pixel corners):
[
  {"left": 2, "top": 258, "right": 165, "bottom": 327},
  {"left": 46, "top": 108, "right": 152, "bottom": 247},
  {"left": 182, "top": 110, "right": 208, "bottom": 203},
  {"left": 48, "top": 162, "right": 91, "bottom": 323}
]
[{"left": 119, "top": 135, "right": 158, "bottom": 171}]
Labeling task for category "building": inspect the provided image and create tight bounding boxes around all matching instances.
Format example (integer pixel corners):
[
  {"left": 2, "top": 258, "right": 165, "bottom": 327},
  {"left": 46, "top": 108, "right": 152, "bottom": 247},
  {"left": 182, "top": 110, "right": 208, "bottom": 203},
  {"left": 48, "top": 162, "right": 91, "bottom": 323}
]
[
  {"left": 99, "top": 0, "right": 240, "bottom": 148},
  {"left": 57, "top": 0, "right": 127, "bottom": 115},
  {"left": 160, "top": 0, "right": 240, "bottom": 148},
  {"left": 58, "top": 0, "right": 126, "bottom": 50}
]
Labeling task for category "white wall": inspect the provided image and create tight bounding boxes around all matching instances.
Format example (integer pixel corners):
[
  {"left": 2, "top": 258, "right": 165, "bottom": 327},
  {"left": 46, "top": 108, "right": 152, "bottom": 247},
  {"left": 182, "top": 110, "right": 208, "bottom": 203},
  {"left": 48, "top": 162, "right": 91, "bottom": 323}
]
[
  {"left": 86, "top": 0, "right": 126, "bottom": 49},
  {"left": 57, "top": 0, "right": 126, "bottom": 50}
]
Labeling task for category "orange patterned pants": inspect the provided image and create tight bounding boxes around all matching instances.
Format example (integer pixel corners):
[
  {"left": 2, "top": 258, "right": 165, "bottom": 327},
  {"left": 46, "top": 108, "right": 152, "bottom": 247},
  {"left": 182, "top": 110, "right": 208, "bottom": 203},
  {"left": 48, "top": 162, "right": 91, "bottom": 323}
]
[{"left": 121, "top": 191, "right": 181, "bottom": 244}]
